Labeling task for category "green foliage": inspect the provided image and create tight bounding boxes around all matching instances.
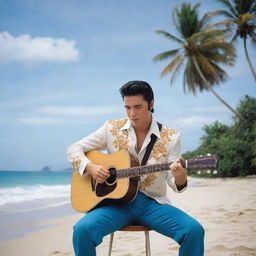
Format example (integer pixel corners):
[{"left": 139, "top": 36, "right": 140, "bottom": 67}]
[
  {"left": 212, "top": 0, "right": 256, "bottom": 80},
  {"left": 173, "top": 3, "right": 202, "bottom": 39},
  {"left": 153, "top": 2, "right": 236, "bottom": 94},
  {"left": 183, "top": 95, "right": 256, "bottom": 177},
  {"left": 214, "top": 0, "right": 256, "bottom": 41}
]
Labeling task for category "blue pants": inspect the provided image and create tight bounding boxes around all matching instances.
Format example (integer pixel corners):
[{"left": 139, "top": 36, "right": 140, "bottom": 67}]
[{"left": 73, "top": 192, "right": 204, "bottom": 256}]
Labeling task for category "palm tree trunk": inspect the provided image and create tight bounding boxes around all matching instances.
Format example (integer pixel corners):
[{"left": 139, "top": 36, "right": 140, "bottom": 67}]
[
  {"left": 192, "top": 56, "right": 243, "bottom": 120},
  {"left": 243, "top": 38, "right": 256, "bottom": 82}
]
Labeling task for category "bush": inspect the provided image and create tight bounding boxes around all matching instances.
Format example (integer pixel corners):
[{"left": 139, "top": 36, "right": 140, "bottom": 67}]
[{"left": 182, "top": 95, "right": 256, "bottom": 177}]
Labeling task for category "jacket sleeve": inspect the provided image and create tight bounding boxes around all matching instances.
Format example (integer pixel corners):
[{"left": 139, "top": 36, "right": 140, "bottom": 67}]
[
  {"left": 166, "top": 132, "right": 187, "bottom": 193},
  {"left": 66, "top": 121, "right": 108, "bottom": 176}
]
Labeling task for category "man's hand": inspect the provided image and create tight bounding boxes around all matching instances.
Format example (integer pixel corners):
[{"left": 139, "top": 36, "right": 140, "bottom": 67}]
[
  {"left": 85, "top": 163, "right": 110, "bottom": 184},
  {"left": 170, "top": 160, "right": 187, "bottom": 188}
]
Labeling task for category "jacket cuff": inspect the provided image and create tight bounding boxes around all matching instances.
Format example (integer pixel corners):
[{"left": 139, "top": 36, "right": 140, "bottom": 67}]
[
  {"left": 72, "top": 157, "right": 90, "bottom": 176},
  {"left": 175, "top": 180, "right": 188, "bottom": 193}
]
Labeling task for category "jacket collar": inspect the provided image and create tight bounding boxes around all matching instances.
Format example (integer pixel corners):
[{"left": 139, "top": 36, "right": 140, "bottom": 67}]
[{"left": 120, "top": 115, "right": 161, "bottom": 139}]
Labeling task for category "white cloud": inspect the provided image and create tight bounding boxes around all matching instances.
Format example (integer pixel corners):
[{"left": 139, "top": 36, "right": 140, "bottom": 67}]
[
  {"left": 0, "top": 31, "right": 79, "bottom": 63},
  {"left": 18, "top": 117, "right": 93, "bottom": 125},
  {"left": 191, "top": 106, "right": 227, "bottom": 113},
  {"left": 174, "top": 115, "right": 217, "bottom": 128},
  {"left": 37, "top": 106, "right": 119, "bottom": 116},
  {"left": 18, "top": 105, "right": 121, "bottom": 125},
  {"left": 19, "top": 117, "right": 62, "bottom": 125}
]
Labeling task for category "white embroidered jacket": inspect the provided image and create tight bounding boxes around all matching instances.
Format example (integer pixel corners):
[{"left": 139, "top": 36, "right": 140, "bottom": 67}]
[{"left": 67, "top": 116, "right": 187, "bottom": 205}]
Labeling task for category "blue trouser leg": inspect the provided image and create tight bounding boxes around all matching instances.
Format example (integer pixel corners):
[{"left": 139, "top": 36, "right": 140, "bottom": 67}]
[
  {"left": 73, "top": 192, "right": 204, "bottom": 256},
  {"left": 134, "top": 193, "right": 205, "bottom": 256},
  {"left": 73, "top": 204, "right": 134, "bottom": 256}
]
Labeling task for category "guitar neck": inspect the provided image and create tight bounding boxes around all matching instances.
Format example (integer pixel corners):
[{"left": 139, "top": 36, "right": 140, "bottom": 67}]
[
  {"left": 116, "top": 163, "right": 170, "bottom": 178},
  {"left": 113, "top": 155, "right": 218, "bottom": 178}
]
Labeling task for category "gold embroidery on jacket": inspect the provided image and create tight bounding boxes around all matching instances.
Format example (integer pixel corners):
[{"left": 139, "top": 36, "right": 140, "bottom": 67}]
[
  {"left": 150, "top": 126, "right": 177, "bottom": 161},
  {"left": 139, "top": 174, "right": 157, "bottom": 190},
  {"left": 72, "top": 158, "right": 81, "bottom": 173},
  {"left": 140, "top": 126, "right": 177, "bottom": 190},
  {"left": 109, "top": 119, "right": 129, "bottom": 150}
]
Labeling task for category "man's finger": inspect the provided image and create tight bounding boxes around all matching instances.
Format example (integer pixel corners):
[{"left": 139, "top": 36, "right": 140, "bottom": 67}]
[{"left": 100, "top": 167, "right": 110, "bottom": 175}]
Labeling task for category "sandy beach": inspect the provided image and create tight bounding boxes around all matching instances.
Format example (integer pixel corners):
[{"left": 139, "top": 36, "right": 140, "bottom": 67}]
[{"left": 0, "top": 177, "right": 255, "bottom": 256}]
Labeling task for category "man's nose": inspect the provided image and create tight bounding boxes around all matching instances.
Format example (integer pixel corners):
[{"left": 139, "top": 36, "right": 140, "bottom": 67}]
[{"left": 130, "top": 109, "right": 136, "bottom": 117}]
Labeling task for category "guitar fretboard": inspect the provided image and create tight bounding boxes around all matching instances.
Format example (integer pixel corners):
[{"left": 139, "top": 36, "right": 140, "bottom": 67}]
[
  {"left": 107, "top": 155, "right": 218, "bottom": 179},
  {"left": 115, "top": 163, "right": 170, "bottom": 178}
]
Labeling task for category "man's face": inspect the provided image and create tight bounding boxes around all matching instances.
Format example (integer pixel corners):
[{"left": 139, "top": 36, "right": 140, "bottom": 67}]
[{"left": 123, "top": 95, "right": 153, "bottom": 127}]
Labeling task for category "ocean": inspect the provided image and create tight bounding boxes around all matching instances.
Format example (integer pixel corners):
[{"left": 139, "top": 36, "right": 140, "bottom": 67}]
[{"left": 0, "top": 170, "right": 77, "bottom": 241}]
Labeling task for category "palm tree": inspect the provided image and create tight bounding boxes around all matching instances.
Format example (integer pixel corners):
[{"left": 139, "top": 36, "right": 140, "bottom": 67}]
[
  {"left": 153, "top": 3, "right": 242, "bottom": 119},
  {"left": 212, "top": 0, "right": 256, "bottom": 82}
]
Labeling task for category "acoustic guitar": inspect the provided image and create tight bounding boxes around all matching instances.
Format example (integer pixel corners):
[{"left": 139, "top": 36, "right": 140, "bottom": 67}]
[{"left": 71, "top": 150, "right": 218, "bottom": 213}]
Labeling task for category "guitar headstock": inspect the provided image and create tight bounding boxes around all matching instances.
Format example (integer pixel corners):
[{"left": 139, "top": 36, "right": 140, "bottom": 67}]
[{"left": 183, "top": 155, "right": 219, "bottom": 170}]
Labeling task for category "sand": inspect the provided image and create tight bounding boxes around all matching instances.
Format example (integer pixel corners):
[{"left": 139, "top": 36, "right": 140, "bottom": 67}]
[{"left": 0, "top": 177, "right": 255, "bottom": 256}]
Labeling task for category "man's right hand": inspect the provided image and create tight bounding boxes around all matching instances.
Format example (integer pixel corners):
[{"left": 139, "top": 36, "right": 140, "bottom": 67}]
[{"left": 85, "top": 163, "right": 110, "bottom": 184}]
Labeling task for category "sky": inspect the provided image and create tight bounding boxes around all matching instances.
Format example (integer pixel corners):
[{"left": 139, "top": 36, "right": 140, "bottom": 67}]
[{"left": 0, "top": 0, "right": 255, "bottom": 171}]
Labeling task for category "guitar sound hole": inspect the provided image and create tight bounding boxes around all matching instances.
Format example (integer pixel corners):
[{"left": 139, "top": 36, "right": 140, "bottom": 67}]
[
  {"left": 96, "top": 167, "right": 117, "bottom": 197},
  {"left": 106, "top": 168, "right": 117, "bottom": 185}
]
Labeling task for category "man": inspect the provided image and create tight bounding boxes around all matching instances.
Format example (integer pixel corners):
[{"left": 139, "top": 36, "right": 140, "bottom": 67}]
[{"left": 67, "top": 80, "right": 204, "bottom": 256}]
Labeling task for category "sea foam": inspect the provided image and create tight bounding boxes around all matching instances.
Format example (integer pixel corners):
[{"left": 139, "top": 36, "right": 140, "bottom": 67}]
[{"left": 0, "top": 184, "right": 70, "bottom": 206}]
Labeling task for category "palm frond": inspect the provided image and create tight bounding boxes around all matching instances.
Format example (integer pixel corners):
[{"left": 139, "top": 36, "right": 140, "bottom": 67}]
[
  {"left": 170, "top": 57, "right": 186, "bottom": 85},
  {"left": 209, "top": 9, "right": 237, "bottom": 21},
  {"left": 212, "top": 20, "right": 236, "bottom": 31},
  {"left": 183, "top": 58, "right": 193, "bottom": 94},
  {"left": 173, "top": 3, "right": 202, "bottom": 39},
  {"left": 201, "top": 40, "right": 236, "bottom": 63},
  {"left": 238, "top": 0, "right": 256, "bottom": 14},
  {"left": 240, "top": 13, "right": 255, "bottom": 23},
  {"left": 199, "top": 12, "right": 215, "bottom": 30},
  {"left": 202, "top": 43, "right": 236, "bottom": 65},
  {"left": 187, "top": 29, "right": 224, "bottom": 44},
  {"left": 184, "top": 58, "right": 200, "bottom": 94},
  {"left": 196, "top": 53, "right": 228, "bottom": 83},
  {"left": 199, "top": 36, "right": 226, "bottom": 51},
  {"left": 153, "top": 48, "right": 180, "bottom": 62},
  {"left": 249, "top": 1, "right": 256, "bottom": 14},
  {"left": 230, "top": 32, "right": 239, "bottom": 43},
  {"left": 160, "top": 55, "right": 182, "bottom": 77},
  {"left": 192, "top": 2, "right": 201, "bottom": 12},
  {"left": 196, "top": 54, "right": 217, "bottom": 76},
  {"left": 155, "top": 30, "right": 183, "bottom": 44},
  {"left": 217, "top": 0, "right": 238, "bottom": 17},
  {"left": 217, "top": 41, "right": 236, "bottom": 58}
]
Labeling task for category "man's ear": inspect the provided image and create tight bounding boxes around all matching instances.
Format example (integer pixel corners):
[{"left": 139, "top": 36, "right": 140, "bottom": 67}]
[{"left": 149, "top": 99, "right": 154, "bottom": 111}]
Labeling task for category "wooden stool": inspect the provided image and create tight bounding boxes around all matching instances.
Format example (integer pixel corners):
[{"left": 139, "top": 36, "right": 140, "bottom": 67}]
[{"left": 108, "top": 225, "right": 151, "bottom": 256}]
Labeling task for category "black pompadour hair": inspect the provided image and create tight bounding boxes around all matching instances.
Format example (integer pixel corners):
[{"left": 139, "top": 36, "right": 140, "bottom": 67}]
[{"left": 119, "top": 80, "right": 154, "bottom": 113}]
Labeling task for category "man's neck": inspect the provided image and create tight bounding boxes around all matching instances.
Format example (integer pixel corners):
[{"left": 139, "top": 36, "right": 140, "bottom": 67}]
[{"left": 133, "top": 115, "right": 152, "bottom": 134}]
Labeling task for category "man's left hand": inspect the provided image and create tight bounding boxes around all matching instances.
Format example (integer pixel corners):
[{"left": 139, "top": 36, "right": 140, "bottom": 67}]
[{"left": 170, "top": 161, "right": 187, "bottom": 187}]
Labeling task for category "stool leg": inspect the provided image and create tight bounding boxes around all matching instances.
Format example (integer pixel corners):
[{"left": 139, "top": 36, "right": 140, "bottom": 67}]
[
  {"left": 145, "top": 230, "right": 151, "bottom": 256},
  {"left": 108, "top": 233, "right": 114, "bottom": 256}
]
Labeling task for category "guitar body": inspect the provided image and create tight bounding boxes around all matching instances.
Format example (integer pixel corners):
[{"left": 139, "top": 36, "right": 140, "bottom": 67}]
[
  {"left": 71, "top": 150, "right": 139, "bottom": 213},
  {"left": 71, "top": 150, "right": 218, "bottom": 213}
]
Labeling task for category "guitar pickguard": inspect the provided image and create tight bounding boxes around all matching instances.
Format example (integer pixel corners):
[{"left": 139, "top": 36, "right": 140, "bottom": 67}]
[{"left": 96, "top": 182, "right": 117, "bottom": 197}]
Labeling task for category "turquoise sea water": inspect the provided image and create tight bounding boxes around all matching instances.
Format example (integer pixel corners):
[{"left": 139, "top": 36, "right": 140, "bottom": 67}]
[
  {"left": 0, "top": 171, "right": 72, "bottom": 208},
  {"left": 0, "top": 170, "right": 72, "bottom": 187},
  {"left": 0, "top": 170, "right": 76, "bottom": 241}
]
